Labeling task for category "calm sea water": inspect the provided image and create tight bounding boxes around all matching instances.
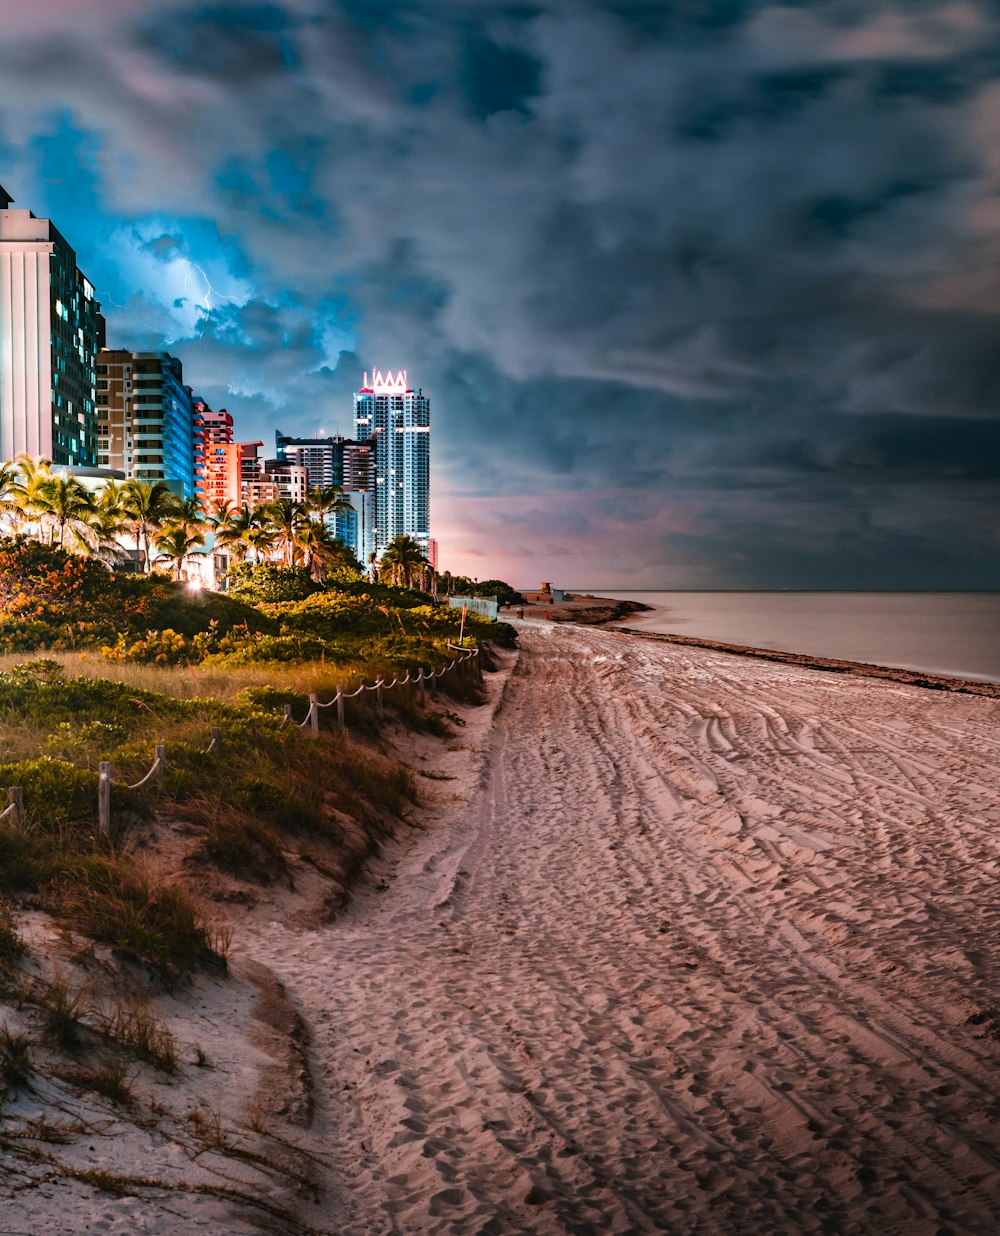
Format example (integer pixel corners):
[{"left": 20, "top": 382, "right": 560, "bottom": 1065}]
[{"left": 589, "top": 592, "right": 1000, "bottom": 683}]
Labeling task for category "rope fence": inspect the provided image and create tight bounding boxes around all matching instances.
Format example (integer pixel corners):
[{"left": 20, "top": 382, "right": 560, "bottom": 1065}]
[{"left": 0, "top": 644, "right": 482, "bottom": 837}]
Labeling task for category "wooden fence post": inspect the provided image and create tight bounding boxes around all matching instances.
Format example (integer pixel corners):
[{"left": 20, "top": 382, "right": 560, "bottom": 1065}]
[
  {"left": 336, "top": 686, "right": 345, "bottom": 731},
  {"left": 98, "top": 762, "right": 111, "bottom": 836},
  {"left": 283, "top": 703, "right": 292, "bottom": 724},
  {"left": 376, "top": 680, "right": 384, "bottom": 721},
  {"left": 154, "top": 744, "right": 166, "bottom": 789},
  {"left": 309, "top": 694, "right": 320, "bottom": 737},
  {"left": 8, "top": 786, "right": 22, "bottom": 831}
]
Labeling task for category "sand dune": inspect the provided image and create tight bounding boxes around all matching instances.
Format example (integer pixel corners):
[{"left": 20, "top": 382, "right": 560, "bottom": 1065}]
[{"left": 246, "top": 622, "right": 1000, "bottom": 1234}]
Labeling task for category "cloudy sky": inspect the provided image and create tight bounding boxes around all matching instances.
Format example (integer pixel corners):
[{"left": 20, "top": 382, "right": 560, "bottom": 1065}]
[{"left": 2, "top": 0, "right": 998, "bottom": 587}]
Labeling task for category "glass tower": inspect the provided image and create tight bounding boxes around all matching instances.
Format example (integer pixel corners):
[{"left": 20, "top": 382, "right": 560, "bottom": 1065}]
[{"left": 352, "top": 369, "right": 430, "bottom": 560}]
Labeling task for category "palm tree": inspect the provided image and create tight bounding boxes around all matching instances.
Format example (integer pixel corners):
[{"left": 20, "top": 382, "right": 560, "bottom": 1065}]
[
  {"left": 243, "top": 518, "right": 279, "bottom": 564},
  {"left": 31, "top": 474, "right": 98, "bottom": 550},
  {"left": 9, "top": 455, "right": 54, "bottom": 541},
  {"left": 154, "top": 524, "right": 206, "bottom": 580},
  {"left": 379, "top": 535, "right": 427, "bottom": 590},
  {"left": 213, "top": 503, "right": 263, "bottom": 564},
  {"left": 265, "top": 498, "right": 309, "bottom": 567},
  {"left": 295, "top": 517, "right": 360, "bottom": 582},
  {"left": 307, "top": 484, "right": 352, "bottom": 528},
  {"left": 0, "top": 461, "right": 26, "bottom": 536},
  {"left": 120, "top": 480, "right": 181, "bottom": 572}
]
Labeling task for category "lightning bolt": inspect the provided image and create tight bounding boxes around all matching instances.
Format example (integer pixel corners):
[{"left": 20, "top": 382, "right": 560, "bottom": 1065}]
[{"left": 177, "top": 259, "right": 247, "bottom": 341}]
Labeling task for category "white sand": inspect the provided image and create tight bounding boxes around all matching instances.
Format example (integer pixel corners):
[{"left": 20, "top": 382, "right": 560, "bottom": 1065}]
[
  {"left": 246, "top": 621, "right": 1000, "bottom": 1234},
  {"left": 4, "top": 620, "right": 998, "bottom": 1233}
]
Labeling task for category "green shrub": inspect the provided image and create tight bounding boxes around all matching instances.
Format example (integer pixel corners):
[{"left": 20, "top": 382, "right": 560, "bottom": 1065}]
[
  {"left": 235, "top": 685, "right": 308, "bottom": 715},
  {"left": 102, "top": 627, "right": 192, "bottom": 665},
  {"left": 225, "top": 562, "right": 321, "bottom": 604},
  {"left": 0, "top": 757, "right": 99, "bottom": 826},
  {"left": 204, "top": 632, "right": 336, "bottom": 665},
  {"left": 0, "top": 665, "right": 190, "bottom": 731}
]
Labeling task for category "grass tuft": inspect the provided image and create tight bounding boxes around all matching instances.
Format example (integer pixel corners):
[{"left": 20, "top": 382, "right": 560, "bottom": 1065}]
[
  {"left": 75, "top": 1055, "right": 136, "bottom": 1105},
  {"left": 34, "top": 974, "right": 88, "bottom": 1052},
  {"left": 0, "top": 897, "right": 26, "bottom": 971},
  {"left": 51, "top": 855, "right": 220, "bottom": 978},
  {"left": 101, "top": 1000, "right": 177, "bottom": 1074},
  {"left": 0, "top": 1021, "right": 32, "bottom": 1093}
]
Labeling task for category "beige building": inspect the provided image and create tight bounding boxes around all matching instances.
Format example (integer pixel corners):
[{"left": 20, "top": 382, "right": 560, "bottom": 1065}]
[{"left": 96, "top": 350, "right": 196, "bottom": 497}]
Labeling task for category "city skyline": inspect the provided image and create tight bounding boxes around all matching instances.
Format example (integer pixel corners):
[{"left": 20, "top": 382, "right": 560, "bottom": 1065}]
[{"left": 1, "top": 2, "right": 998, "bottom": 587}]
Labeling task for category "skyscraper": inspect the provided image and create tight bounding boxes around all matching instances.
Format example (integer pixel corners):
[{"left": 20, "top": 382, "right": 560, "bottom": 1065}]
[
  {"left": 353, "top": 368, "right": 430, "bottom": 559},
  {"left": 97, "top": 350, "right": 196, "bottom": 497},
  {"left": 0, "top": 184, "right": 105, "bottom": 466}
]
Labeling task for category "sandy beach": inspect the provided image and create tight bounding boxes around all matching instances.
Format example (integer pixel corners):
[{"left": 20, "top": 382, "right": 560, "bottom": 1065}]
[
  {"left": 4, "top": 620, "right": 999, "bottom": 1233},
  {"left": 246, "top": 620, "right": 999, "bottom": 1233}
]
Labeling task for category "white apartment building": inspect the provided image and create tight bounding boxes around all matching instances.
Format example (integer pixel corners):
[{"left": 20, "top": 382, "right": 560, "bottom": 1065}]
[
  {"left": 353, "top": 368, "right": 430, "bottom": 560},
  {"left": 0, "top": 184, "right": 104, "bottom": 466}
]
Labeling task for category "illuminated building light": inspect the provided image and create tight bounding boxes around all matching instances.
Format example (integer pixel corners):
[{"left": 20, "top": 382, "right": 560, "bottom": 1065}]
[{"left": 361, "top": 368, "right": 410, "bottom": 394}]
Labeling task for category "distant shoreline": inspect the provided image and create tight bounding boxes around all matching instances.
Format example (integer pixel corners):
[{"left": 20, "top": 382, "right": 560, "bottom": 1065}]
[
  {"left": 509, "top": 594, "right": 653, "bottom": 625},
  {"left": 508, "top": 593, "right": 999, "bottom": 695},
  {"left": 614, "top": 625, "right": 1000, "bottom": 698}
]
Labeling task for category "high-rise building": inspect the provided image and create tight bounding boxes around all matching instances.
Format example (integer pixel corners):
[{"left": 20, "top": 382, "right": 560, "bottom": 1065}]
[
  {"left": 353, "top": 368, "right": 430, "bottom": 559},
  {"left": 274, "top": 431, "right": 376, "bottom": 499},
  {"left": 97, "top": 350, "right": 196, "bottom": 497},
  {"left": 274, "top": 431, "right": 343, "bottom": 489},
  {"left": 0, "top": 184, "right": 105, "bottom": 465},
  {"left": 197, "top": 402, "right": 236, "bottom": 509},
  {"left": 274, "top": 430, "right": 376, "bottom": 563}
]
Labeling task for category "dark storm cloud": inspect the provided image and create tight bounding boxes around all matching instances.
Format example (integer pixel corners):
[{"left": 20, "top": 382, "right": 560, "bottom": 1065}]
[{"left": 0, "top": 0, "right": 998, "bottom": 584}]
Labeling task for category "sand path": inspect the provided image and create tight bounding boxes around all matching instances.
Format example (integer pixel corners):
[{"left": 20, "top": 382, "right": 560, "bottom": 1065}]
[{"left": 250, "top": 622, "right": 1000, "bottom": 1234}]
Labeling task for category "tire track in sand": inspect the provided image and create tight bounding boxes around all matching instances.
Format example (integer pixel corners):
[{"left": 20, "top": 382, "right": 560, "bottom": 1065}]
[{"left": 249, "top": 624, "right": 1000, "bottom": 1235}]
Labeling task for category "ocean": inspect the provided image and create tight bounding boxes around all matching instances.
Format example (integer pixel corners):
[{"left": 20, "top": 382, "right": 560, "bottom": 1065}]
[{"left": 589, "top": 592, "right": 1000, "bottom": 684}]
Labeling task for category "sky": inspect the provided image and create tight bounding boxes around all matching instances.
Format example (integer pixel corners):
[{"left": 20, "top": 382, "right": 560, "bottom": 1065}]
[{"left": 1, "top": 0, "right": 998, "bottom": 588}]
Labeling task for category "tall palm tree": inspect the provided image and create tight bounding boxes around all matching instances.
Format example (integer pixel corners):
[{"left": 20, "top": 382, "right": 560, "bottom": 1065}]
[
  {"left": 379, "top": 535, "right": 428, "bottom": 590},
  {"left": 0, "top": 461, "right": 26, "bottom": 537},
  {"left": 154, "top": 524, "right": 206, "bottom": 580},
  {"left": 212, "top": 503, "right": 259, "bottom": 564},
  {"left": 243, "top": 518, "right": 279, "bottom": 564},
  {"left": 265, "top": 498, "right": 309, "bottom": 567},
  {"left": 307, "top": 484, "right": 352, "bottom": 528},
  {"left": 294, "top": 517, "right": 359, "bottom": 582},
  {"left": 31, "top": 474, "right": 98, "bottom": 550},
  {"left": 119, "top": 479, "right": 181, "bottom": 572},
  {"left": 9, "top": 455, "right": 54, "bottom": 541}
]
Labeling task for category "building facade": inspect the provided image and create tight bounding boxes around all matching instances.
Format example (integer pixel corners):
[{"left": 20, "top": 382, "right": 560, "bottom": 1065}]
[
  {"left": 0, "top": 184, "right": 105, "bottom": 466},
  {"left": 198, "top": 403, "right": 236, "bottom": 509},
  {"left": 275, "top": 430, "right": 376, "bottom": 563},
  {"left": 353, "top": 368, "right": 430, "bottom": 560},
  {"left": 274, "top": 432, "right": 343, "bottom": 489},
  {"left": 96, "top": 350, "right": 196, "bottom": 497}
]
